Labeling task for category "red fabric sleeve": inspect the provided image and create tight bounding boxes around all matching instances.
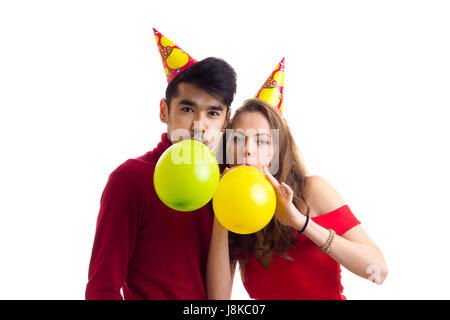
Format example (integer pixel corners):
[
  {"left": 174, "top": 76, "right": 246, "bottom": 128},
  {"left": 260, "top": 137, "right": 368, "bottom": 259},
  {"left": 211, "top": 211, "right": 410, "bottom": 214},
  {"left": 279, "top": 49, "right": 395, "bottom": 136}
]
[
  {"left": 85, "top": 171, "right": 143, "bottom": 300},
  {"left": 312, "top": 205, "right": 361, "bottom": 236}
]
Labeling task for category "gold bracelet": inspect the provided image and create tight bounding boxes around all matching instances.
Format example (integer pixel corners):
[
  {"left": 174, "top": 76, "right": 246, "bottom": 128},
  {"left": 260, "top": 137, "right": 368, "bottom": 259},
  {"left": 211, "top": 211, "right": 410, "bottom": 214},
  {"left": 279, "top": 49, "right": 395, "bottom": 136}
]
[{"left": 319, "top": 229, "right": 336, "bottom": 254}]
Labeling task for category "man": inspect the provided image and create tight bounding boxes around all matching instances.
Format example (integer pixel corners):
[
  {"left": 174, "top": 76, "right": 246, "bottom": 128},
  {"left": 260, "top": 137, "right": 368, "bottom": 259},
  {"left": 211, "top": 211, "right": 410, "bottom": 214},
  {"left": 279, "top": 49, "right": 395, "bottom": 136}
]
[{"left": 85, "top": 29, "right": 237, "bottom": 299}]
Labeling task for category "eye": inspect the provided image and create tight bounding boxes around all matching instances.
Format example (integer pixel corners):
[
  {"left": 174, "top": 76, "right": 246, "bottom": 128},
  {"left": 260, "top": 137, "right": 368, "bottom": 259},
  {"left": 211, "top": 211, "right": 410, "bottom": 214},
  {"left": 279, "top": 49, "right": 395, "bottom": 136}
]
[
  {"left": 257, "top": 138, "right": 269, "bottom": 145},
  {"left": 233, "top": 135, "right": 244, "bottom": 143},
  {"left": 181, "top": 107, "right": 194, "bottom": 113},
  {"left": 209, "top": 111, "right": 220, "bottom": 117}
]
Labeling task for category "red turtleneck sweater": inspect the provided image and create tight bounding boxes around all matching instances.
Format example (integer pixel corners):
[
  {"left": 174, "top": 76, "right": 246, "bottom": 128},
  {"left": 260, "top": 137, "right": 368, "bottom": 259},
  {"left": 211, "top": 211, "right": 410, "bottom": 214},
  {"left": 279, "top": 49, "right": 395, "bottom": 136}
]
[{"left": 85, "top": 133, "right": 214, "bottom": 299}]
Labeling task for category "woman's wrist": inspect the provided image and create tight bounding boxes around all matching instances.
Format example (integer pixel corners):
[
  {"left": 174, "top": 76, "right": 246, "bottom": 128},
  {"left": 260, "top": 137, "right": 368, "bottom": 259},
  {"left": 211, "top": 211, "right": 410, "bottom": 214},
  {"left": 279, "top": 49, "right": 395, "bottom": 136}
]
[
  {"left": 290, "top": 207, "right": 308, "bottom": 231},
  {"left": 296, "top": 215, "right": 310, "bottom": 234}
]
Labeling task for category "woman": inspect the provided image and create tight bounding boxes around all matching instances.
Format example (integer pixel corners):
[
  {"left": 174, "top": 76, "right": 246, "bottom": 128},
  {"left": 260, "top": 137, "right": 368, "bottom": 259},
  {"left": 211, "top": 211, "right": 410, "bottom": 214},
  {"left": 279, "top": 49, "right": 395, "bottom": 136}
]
[{"left": 206, "top": 98, "right": 388, "bottom": 300}]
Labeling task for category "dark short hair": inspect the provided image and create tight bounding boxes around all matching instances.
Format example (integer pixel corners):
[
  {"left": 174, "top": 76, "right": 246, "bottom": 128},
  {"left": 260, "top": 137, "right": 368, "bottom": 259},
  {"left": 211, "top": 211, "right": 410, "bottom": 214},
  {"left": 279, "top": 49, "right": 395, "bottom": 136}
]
[{"left": 165, "top": 57, "right": 237, "bottom": 111}]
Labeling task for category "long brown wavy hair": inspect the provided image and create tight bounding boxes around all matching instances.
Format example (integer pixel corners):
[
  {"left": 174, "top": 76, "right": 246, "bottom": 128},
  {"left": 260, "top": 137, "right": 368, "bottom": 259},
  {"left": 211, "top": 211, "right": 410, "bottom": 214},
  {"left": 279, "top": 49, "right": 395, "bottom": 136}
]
[{"left": 224, "top": 98, "right": 310, "bottom": 271}]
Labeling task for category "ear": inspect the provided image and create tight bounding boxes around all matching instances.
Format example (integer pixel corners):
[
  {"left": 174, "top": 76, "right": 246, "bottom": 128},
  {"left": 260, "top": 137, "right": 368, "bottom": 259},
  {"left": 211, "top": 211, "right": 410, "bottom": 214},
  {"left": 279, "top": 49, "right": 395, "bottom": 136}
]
[{"left": 160, "top": 98, "right": 169, "bottom": 124}]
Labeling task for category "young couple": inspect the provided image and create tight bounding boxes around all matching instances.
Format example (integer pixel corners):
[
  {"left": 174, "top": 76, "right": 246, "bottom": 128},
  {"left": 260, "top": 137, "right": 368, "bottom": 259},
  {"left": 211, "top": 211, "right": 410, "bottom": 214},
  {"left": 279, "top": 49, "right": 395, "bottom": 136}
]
[{"left": 85, "top": 30, "right": 387, "bottom": 300}]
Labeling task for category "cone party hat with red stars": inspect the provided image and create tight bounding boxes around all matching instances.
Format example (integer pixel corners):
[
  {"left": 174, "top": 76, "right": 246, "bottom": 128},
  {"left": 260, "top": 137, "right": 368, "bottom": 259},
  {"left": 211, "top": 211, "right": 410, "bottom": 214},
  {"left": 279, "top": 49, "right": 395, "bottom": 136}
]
[
  {"left": 153, "top": 28, "right": 198, "bottom": 83},
  {"left": 255, "top": 58, "right": 285, "bottom": 114}
]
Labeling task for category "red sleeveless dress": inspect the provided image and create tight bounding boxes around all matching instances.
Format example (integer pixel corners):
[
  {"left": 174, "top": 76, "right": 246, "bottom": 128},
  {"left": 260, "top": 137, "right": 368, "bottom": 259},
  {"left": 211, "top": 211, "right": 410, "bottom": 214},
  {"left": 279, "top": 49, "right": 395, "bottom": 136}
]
[{"left": 242, "top": 205, "right": 361, "bottom": 300}]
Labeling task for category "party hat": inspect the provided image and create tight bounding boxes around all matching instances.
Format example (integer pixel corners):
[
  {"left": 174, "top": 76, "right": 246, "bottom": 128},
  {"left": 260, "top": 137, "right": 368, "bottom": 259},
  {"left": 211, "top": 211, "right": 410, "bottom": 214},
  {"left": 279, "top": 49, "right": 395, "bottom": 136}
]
[
  {"left": 255, "top": 58, "right": 285, "bottom": 113},
  {"left": 153, "top": 28, "right": 198, "bottom": 83}
]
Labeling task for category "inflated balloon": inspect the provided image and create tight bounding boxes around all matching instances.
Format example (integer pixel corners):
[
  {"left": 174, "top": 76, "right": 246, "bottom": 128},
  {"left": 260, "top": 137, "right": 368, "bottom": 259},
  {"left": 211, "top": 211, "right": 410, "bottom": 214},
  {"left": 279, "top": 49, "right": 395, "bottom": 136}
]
[
  {"left": 213, "top": 165, "right": 276, "bottom": 234},
  {"left": 154, "top": 139, "right": 220, "bottom": 212}
]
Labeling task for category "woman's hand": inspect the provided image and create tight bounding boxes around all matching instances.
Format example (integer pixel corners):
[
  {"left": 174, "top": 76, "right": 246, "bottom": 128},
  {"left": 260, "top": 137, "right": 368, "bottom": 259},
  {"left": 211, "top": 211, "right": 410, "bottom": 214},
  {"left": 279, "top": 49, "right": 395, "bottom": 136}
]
[
  {"left": 263, "top": 167, "right": 307, "bottom": 230},
  {"left": 221, "top": 167, "right": 230, "bottom": 178}
]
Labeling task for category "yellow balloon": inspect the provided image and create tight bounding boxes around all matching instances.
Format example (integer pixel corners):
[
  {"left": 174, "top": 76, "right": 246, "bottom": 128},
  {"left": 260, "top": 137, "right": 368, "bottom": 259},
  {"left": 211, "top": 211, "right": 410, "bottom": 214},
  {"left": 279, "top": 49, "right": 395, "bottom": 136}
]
[{"left": 212, "top": 166, "right": 276, "bottom": 234}]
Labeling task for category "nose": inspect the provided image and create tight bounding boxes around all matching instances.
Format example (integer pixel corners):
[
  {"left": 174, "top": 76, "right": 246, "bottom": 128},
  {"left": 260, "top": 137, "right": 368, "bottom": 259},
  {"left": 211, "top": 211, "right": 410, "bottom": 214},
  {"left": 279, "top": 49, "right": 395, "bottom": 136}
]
[
  {"left": 191, "top": 113, "right": 207, "bottom": 140},
  {"left": 244, "top": 137, "right": 257, "bottom": 158}
]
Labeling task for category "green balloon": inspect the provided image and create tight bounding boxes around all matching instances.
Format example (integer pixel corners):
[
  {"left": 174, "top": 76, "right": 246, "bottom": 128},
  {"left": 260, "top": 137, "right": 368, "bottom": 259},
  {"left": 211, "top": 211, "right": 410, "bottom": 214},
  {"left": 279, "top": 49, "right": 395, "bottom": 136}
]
[{"left": 154, "top": 139, "right": 220, "bottom": 212}]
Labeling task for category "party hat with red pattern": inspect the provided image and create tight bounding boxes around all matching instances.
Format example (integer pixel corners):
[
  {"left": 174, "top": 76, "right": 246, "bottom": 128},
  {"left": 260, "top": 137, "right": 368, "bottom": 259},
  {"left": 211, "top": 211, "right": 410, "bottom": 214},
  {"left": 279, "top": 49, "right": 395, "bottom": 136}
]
[
  {"left": 255, "top": 58, "right": 285, "bottom": 114},
  {"left": 153, "top": 28, "right": 198, "bottom": 83}
]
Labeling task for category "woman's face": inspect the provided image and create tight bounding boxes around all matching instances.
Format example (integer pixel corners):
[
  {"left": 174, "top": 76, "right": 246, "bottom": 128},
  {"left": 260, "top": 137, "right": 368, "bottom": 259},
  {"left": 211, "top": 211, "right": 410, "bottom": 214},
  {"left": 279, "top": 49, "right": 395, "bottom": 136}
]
[{"left": 228, "top": 111, "right": 274, "bottom": 171}]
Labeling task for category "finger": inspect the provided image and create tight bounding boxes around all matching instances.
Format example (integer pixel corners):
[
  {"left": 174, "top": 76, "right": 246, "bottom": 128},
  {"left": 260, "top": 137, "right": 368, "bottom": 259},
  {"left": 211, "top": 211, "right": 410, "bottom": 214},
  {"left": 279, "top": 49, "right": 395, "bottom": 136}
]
[
  {"left": 281, "top": 182, "right": 293, "bottom": 195},
  {"left": 281, "top": 182, "right": 294, "bottom": 202},
  {"left": 280, "top": 183, "right": 290, "bottom": 200},
  {"left": 263, "top": 168, "right": 288, "bottom": 200},
  {"left": 263, "top": 167, "right": 280, "bottom": 188},
  {"left": 220, "top": 167, "right": 230, "bottom": 178},
  {"left": 280, "top": 185, "right": 288, "bottom": 198}
]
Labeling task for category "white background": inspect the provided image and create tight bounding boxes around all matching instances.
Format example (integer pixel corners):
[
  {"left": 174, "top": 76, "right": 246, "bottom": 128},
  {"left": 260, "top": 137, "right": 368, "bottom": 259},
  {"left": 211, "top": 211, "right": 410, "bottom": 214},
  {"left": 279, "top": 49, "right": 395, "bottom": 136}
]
[{"left": 1, "top": 0, "right": 449, "bottom": 299}]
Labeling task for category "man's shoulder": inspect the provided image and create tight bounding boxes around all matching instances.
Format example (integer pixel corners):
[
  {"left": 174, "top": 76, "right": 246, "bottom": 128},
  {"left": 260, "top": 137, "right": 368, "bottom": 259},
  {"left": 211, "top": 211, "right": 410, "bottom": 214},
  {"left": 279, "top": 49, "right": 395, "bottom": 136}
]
[
  {"left": 105, "top": 133, "right": 170, "bottom": 192},
  {"left": 111, "top": 151, "right": 157, "bottom": 187}
]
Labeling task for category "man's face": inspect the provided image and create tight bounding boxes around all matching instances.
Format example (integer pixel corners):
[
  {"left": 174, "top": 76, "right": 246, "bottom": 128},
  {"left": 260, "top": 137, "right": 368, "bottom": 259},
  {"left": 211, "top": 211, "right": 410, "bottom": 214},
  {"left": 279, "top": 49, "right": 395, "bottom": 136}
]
[{"left": 160, "top": 82, "right": 229, "bottom": 148}]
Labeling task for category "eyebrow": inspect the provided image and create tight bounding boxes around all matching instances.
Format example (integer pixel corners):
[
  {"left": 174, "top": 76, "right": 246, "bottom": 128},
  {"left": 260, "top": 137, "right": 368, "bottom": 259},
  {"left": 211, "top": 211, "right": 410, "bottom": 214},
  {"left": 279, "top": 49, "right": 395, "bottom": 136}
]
[
  {"left": 178, "top": 99, "right": 197, "bottom": 107},
  {"left": 209, "top": 105, "right": 224, "bottom": 111},
  {"left": 178, "top": 99, "right": 224, "bottom": 111}
]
